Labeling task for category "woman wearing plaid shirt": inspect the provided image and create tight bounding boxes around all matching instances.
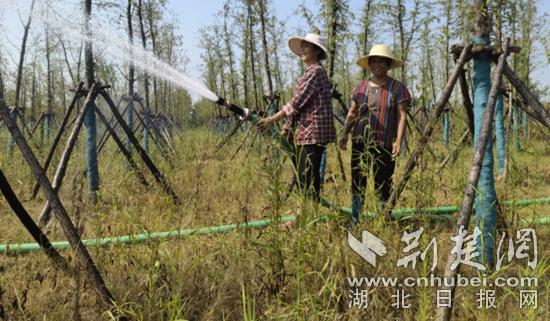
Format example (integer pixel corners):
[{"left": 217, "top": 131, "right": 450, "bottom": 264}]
[
  {"left": 258, "top": 33, "right": 336, "bottom": 203},
  {"left": 339, "top": 44, "right": 411, "bottom": 224}
]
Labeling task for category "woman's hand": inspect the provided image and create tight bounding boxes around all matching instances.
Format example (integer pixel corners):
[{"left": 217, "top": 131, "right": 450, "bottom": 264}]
[
  {"left": 281, "top": 126, "right": 291, "bottom": 139},
  {"left": 392, "top": 141, "right": 401, "bottom": 160},
  {"left": 257, "top": 110, "right": 285, "bottom": 133},
  {"left": 257, "top": 116, "right": 275, "bottom": 132},
  {"left": 338, "top": 133, "right": 348, "bottom": 150}
]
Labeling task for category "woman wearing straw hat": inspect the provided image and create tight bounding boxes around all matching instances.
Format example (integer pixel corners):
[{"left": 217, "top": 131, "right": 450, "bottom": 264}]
[
  {"left": 258, "top": 33, "right": 336, "bottom": 204},
  {"left": 339, "top": 44, "right": 411, "bottom": 224}
]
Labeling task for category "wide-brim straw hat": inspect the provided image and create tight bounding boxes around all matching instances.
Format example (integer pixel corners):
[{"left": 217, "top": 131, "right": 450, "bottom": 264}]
[
  {"left": 356, "top": 44, "right": 403, "bottom": 69},
  {"left": 288, "top": 33, "right": 328, "bottom": 61}
]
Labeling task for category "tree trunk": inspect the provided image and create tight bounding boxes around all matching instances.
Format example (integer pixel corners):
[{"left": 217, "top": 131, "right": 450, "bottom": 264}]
[
  {"left": 394, "top": 0, "right": 419, "bottom": 83},
  {"left": 360, "top": 0, "right": 373, "bottom": 79},
  {"left": 126, "top": 0, "right": 135, "bottom": 158},
  {"left": 14, "top": 0, "right": 36, "bottom": 109},
  {"left": 442, "top": 0, "right": 452, "bottom": 148},
  {"left": 30, "top": 53, "right": 37, "bottom": 121},
  {"left": 83, "top": 0, "right": 100, "bottom": 196},
  {"left": 242, "top": 28, "right": 250, "bottom": 109},
  {"left": 468, "top": 0, "right": 499, "bottom": 269},
  {"left": 0, "top": 58, "right": 4, "bottom": 95},
  {"left": 45, "top": 25, "right": 54, "bottom": 139},
  {"left": 258, "top": 0, "right": 273, "bottom": 96},
  {"left": 246, "top": 2, "right": 260, "bottom": 110},
  {"left": 457, "top": 66, "right": 475, "bottom": 140},
  {"left": 494, "top": 88, "right": 506, "bottom": 176},
  {"left": 37, "top": 86, "right": 101, "bottom": 226},
  {"left": 397, "top": 0, "right": 405, "bottom": 81},
  {"left": 326, "top": 0, "right": 338, "bottom": 80},
  {"left": 8, "top": 0, "right": 36, "bottom": 159},
  {"left": 99, "top": 90, "right": 179, "bottom": 205},
  {"left": 146, "top": 0, "right": 159, "bottom": 113},
  {"left": 223, "top": 3, "right": 239, "bottom": 101},
  {"left": 519, "top": 0, "right": 534, "bottom": 139},
  {"left": 30, "top": 83, "right": 84, "bottom": 200},
  {"left": 137, "top": 0, "right": 151, "bottom": 151},
  {"left": 59, "top": 37, "right": 76, "bottom": 86},
  {"left": 436, "top": 38, "right": 510, "bottom": 321}
]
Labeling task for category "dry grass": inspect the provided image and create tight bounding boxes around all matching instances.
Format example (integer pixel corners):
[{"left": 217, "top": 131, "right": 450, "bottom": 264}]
[{"left": 0, "top": 122, "right": 548, "bottom": 320}]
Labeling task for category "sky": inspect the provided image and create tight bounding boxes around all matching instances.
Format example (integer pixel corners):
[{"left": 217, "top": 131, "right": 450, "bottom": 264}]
[{"left": 1, "top": 0, "right": 549, "bottom": 102}]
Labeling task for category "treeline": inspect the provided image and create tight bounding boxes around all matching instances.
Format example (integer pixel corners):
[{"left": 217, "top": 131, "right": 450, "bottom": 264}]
[
  {"left": 0, "top": 0, "right": 192, "bottom": 137},
  {"left": 196, "top": 0, "right": 548, "bottom": 128},
  {"left": 0, "top": 0, "right": 548, "bottom": 133}
]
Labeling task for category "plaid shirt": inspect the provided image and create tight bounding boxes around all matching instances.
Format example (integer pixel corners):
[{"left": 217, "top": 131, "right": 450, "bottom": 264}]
[
  {"left": 351, "top": 78, "right": 411, "bottom": 149},
  {"left": 282, "top": 63, "right": 336, "bottom": 145}
]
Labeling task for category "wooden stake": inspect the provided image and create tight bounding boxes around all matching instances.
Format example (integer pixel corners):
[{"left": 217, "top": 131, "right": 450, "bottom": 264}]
[
  {"left": 31, "top": 82, "right": 84, "bottom": 200},
  {"left": 96, "top": 97, "right": 132, "bottom": 150},
  {"left": 95, "top": 107, "right": 150, "bottom": 188},
  {"left": 217, "top": 118, "right": 246, "bottom": 149},
  {"left": 99, "top": 90, "right": 179, "bottom": 205},
  {"left": 457, "top": 67, "right": 475, "bottom": 140},
  {"left": 437, "top": 129, "right": 470, "bottom": 171},
  {"left": 502, "top": 62, "right": 550, "bottom": 132},
  {"left": 37, "top": 84, "right": 99, "bottom": 227},
  {"left": 0, "top": 168, "right": 71, "bottom": 274}
]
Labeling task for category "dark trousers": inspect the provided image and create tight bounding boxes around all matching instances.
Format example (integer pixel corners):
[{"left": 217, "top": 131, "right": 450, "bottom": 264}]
[
  {"left": 292, "top": 144, "right": 326, "bottom": 201},
  {"left": 351, "top": 140, "right": 395, "bottom": 203}
]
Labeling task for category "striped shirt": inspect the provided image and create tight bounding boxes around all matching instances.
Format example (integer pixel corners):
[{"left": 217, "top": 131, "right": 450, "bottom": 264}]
[
  {"left": 282, "top": 63, "right": 336, "bottom": 145},
  {"left": 351, "top": 78, "right": 411, "bottom": 149}
]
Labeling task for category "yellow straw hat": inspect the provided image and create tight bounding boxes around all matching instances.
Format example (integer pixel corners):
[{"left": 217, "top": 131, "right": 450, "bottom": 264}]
[
  {"left": 356, "top": 44, "right": 403, "bottom": 70},
  {"left": 288, "top": 33, "right": 328, "bottom": 61}
]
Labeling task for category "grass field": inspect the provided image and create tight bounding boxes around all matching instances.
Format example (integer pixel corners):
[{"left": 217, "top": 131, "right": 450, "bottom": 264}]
[{"left": 0, "top": 121, "right": 548, "bottom": 320}]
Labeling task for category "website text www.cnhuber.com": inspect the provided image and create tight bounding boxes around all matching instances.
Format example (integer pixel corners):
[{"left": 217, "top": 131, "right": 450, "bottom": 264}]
[{"left": 347, "top": 274, "right": 538, "bottom": 288}]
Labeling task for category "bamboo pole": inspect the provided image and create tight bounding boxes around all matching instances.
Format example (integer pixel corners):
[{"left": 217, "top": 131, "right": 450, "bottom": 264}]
[
  {"left": 231, "top": 125, "right": 254, "bottom": 160},
  {"left": 457, "top": 66, "right": 475, "bottom": 140},
  {"left": 406, "top": 110, "right": 440, "bottom": 160},
  {"left": 30, "top": 112, "right": 46, "bottom": 136},
  {"left": 502, "top": 62, "right": 550, "bottom": 132},
  {"left": 96, "top": 97, "right": 132, "bottom": 151},
  {"left": 436, "top": 38, "right": 511, "bottom": 321},
  {"left": 217, "top": 118, "right": 245, "bottom": 149},
  {"left": 135, "top": 100, "right": 175, "bottom": 159},
  {"left": 0, "top": 168, "right": 71, "bottom": 274},
  {"left": 30, "top": 82, "right": 84, "bottom": 200},
  {"left": 438, "top": 129, "right": 470, "bottom": 170},
  {"left": 95, "top": 107, "right": 150, "bottom": 188}
]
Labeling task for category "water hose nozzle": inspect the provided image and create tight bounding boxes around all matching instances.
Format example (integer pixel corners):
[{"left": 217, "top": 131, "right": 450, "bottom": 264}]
[
  {"left": 215, "top": 96, "right": 249, "bottom": 118},
  {"left": 216, "top": 96, "right": 226, "bottom": 106}
]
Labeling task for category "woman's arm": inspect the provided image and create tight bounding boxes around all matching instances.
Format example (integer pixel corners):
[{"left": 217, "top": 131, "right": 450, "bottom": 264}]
[
  {"left": 392, "top": 101, "right": 408, "bottom": 159},
  {"left": 338, "top": 100, "right": 359, "bottom": 150},
  {"left": 261, "top": 109, "right": 285, "bottom": 124}
]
